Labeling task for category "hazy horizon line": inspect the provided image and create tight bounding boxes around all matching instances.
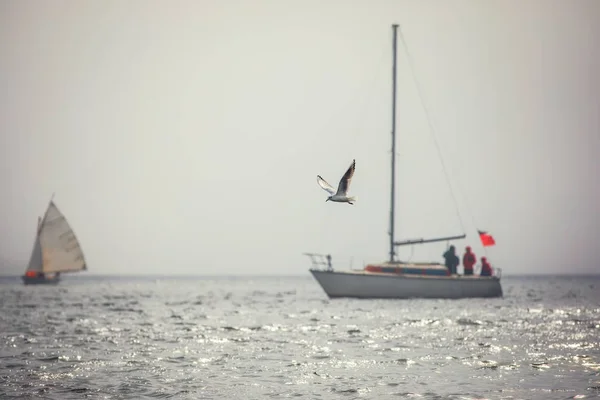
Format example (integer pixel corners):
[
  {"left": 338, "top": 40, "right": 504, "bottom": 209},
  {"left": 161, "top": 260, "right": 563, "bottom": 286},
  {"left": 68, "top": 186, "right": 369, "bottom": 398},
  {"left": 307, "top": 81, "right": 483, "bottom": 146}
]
[{"left": 1, "top": 272, "right": 599, "bottom": 279}]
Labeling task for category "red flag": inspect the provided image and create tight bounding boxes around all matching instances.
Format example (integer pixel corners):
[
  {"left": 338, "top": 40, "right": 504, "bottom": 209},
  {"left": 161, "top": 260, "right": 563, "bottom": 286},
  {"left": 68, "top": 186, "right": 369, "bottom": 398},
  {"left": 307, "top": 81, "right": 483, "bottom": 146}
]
[{"left": 478, "top": 230, "right": 496, "bottom": 247}]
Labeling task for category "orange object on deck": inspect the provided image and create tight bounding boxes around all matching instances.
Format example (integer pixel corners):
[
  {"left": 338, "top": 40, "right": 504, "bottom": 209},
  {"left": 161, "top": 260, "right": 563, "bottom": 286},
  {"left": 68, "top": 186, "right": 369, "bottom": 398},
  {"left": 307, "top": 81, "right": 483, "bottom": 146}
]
[{"left": 25, "top": 271, "right": 37, "bottom": 277}]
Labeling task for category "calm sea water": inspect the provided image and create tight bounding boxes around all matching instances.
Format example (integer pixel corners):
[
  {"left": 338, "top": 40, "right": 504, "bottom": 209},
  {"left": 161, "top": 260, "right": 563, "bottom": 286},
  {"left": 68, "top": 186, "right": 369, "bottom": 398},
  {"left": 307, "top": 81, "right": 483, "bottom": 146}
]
[{"left": 0, "top": 274, "right": 599, "bottom": 399}]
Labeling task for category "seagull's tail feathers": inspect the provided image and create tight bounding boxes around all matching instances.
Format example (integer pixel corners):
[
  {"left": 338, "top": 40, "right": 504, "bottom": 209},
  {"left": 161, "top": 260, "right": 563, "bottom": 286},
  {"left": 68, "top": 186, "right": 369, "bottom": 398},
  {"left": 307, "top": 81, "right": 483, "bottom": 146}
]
[{"left": 348, "top": 196, "right": 357, "bottom": 202}]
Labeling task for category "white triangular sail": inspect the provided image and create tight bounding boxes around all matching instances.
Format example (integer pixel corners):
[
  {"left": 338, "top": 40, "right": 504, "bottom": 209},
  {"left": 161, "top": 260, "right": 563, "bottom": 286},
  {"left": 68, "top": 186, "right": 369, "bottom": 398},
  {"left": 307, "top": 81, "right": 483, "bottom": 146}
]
[
  {"left": 25, "top": 233, "right": 44, "bottom": 273},
  {"left": 25, "top": 200, "right": 87, "bottom": 274}
]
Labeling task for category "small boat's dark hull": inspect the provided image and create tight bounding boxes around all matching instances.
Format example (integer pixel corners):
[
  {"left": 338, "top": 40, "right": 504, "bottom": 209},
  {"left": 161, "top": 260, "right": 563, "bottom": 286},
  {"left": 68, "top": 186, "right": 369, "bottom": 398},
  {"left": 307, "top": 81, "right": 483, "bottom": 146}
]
[{"left": 22, "top": 275, "right": 60, "bottom": 285}]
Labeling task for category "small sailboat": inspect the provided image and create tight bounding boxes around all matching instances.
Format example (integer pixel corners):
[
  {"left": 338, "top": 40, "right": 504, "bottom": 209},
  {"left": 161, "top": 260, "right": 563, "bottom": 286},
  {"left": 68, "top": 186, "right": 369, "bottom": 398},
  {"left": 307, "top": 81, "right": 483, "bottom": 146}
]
[
  {"left": 308, "top": 24, "right": 502, "bottom": 299},
  {"left": 22, "top": 195, "right": 87, "bottom": 285}
]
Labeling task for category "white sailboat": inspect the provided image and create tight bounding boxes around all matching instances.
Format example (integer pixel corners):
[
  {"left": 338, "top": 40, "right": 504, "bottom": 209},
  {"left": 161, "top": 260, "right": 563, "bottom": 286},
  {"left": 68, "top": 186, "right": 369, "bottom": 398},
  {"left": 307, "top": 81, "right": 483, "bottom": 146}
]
[
  {"left": 22, "top": 194, "right": 87, "bottom": 285},
  {"left": 308, "top": 24, "right": 502, "bottom": 299}
]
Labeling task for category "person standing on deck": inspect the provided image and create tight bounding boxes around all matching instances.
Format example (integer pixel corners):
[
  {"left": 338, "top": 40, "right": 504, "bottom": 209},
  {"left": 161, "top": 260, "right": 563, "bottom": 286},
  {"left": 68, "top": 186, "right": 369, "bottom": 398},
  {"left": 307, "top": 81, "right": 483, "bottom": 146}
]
[
  {"left": 443, "top": 245, "right": 459, "bottom": 275},
  {"left": 462, "top": 246, "right": 476, "bottom": 275},
  {"left": 480, "top": 257, "right": 492, "bottom": 276}
]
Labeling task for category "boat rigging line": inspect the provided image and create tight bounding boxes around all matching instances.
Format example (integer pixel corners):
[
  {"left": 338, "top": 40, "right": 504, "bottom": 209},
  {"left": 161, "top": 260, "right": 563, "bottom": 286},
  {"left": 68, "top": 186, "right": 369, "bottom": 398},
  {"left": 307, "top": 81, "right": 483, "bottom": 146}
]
[{"left": 396, "top": 26, "right": 467, "bottom": 236}]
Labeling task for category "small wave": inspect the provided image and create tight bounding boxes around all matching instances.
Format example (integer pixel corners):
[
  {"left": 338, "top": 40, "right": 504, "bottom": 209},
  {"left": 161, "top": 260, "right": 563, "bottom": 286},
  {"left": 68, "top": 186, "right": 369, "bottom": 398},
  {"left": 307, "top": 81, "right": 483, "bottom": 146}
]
[{"left": 456, "top": 318, "right": 482, "bottom": 326}]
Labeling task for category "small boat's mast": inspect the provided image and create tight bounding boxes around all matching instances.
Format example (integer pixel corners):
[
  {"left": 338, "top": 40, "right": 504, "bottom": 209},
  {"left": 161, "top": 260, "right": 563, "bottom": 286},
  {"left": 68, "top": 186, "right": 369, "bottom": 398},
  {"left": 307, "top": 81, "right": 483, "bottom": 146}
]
[
  {"left": 389, "top": 24, "right": 399, "bottom": 263},
  {"left": 39, "top": 192, "right": 55, "bottom": 232}
]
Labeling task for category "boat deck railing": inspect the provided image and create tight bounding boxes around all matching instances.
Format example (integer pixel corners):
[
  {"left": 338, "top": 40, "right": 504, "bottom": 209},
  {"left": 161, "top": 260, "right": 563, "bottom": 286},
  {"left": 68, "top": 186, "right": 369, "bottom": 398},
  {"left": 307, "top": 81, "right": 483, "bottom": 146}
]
[{"left": 303, "top": 253, "right": 333, "bottom": 271}]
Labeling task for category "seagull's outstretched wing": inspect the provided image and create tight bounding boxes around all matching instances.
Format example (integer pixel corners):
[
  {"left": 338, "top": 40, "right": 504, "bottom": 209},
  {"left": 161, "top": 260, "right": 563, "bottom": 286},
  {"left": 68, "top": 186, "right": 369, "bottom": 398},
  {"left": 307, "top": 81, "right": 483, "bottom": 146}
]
[
  {"left": 336, "top": 159, "right": 355, "bottom": 195},
  {"left": 317, "top": 175, "right": 336, "bottom": 195}
]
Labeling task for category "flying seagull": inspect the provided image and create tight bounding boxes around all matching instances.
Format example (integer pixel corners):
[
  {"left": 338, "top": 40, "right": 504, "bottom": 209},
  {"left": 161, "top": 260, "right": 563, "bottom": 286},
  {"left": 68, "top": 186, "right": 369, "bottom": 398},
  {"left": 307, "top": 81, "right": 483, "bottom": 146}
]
[{"left": 317, "top": 159, "right": 356, "bottom": 205}]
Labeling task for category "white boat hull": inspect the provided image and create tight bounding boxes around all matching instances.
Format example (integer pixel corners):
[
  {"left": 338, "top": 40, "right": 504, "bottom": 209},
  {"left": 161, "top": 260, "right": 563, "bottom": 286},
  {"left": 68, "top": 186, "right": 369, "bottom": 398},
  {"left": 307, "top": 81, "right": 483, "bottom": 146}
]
[{"left": 310, "top": 269, "right": 503, "bottom": 299}]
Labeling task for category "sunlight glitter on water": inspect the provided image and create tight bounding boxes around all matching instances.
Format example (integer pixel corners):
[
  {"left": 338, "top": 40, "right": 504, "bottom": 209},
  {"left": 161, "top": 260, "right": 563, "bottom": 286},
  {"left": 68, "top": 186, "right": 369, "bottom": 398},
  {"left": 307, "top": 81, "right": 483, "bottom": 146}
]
[{"left": 1, "top": 275, "right": 600, "bottom": 399}]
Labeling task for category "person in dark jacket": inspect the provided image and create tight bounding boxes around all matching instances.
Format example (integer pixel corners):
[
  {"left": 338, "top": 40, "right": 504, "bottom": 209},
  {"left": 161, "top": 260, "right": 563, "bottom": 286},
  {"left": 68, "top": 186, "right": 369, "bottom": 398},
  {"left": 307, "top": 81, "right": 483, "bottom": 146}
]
[
  {"left": 443, "top": 245, "right": 459, "bottom": 275},
  {"left": 462, "top": 246, "right": 476, "bottom": 275}
]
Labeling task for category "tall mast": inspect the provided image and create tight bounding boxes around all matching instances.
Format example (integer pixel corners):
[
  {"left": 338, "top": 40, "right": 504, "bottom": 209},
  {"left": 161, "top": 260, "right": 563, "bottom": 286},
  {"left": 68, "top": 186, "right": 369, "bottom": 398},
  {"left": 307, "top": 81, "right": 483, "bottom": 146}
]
[{"left": 389, "top": 24, "right": 398, "bottom": 263}]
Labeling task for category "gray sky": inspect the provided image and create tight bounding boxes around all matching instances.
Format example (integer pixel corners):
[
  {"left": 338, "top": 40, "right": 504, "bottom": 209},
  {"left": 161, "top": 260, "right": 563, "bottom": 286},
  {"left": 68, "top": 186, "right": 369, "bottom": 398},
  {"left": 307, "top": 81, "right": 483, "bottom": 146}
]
[{"left": 1, "top": 0, "right": 598, "bottom": 276}]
